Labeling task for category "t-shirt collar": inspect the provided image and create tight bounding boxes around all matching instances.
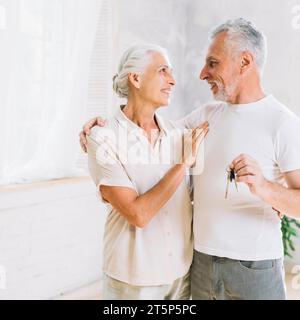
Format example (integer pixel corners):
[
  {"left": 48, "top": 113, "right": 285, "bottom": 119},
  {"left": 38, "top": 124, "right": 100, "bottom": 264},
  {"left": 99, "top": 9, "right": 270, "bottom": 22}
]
[{"left": 227, "top": 94, "right": 274, "bottom": 111}]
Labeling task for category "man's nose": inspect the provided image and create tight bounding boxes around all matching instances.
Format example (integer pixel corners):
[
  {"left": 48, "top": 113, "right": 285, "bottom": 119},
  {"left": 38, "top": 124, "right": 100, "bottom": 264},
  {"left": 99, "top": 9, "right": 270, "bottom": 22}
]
[{"left": 199, "top": 66, "right": 209, "bottom": 81}]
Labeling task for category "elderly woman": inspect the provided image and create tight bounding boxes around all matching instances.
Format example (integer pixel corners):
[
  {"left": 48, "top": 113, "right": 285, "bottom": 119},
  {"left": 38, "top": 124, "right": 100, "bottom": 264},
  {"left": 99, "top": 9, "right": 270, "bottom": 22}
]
[{"left": 87, "top": 44, "right": 208, "bottom": 300}]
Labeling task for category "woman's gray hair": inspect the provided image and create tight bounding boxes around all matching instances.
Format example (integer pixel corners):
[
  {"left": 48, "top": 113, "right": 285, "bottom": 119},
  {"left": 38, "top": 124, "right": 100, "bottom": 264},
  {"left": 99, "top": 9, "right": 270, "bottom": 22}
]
[
  {"left": 112, "top": 44, "right": 168, "bottom": 98},
  {"left": 211, "top": 18, "right": 267, "bottom": 73}
]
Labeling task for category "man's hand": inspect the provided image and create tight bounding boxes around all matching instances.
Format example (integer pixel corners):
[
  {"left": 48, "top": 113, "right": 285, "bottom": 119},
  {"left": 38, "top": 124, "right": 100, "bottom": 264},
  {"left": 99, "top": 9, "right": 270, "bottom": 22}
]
[
  {"left": 230, "top": 153, "right": 284, "bottom": 218},
  {"left": 183, "top": 122, "right": 209, "bottom": 167},
  {"left": 79, "top": 117, "right": 106, "bottom": 152},
  {"left": 230, "top": 153, "right": 268, "bottom": 196}
]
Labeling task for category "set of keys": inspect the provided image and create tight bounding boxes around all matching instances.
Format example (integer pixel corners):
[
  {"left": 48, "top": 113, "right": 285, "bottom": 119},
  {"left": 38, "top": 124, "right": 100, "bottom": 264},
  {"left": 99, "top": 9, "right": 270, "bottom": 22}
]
[
  {"left": 224, "top": 165, "right": 284, "bottom": 218},
  {"left": 225, "top": 166, "right": 238, "bottom": 199}
]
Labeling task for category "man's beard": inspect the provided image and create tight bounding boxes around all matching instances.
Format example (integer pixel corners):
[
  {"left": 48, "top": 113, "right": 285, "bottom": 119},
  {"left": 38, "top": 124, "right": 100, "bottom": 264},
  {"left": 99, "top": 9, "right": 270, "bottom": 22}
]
[
  {"left": 213, "top": 82, "right": 228, "bottom": 101},
  {"left": 210, "top": 79, "right": 239, "bottom": 103}
]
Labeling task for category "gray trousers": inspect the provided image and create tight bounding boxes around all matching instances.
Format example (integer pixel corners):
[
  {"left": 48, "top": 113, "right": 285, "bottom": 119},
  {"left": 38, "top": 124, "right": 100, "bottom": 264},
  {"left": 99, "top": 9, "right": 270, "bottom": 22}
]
[{"left": 191, "top": 250, "right": 286, "bottom": 300}]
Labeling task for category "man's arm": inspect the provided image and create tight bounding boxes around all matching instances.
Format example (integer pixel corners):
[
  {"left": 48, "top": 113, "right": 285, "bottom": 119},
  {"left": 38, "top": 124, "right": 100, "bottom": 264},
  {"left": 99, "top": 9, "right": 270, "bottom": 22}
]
[
  {"left": 80, "top": 117, "right": 106, "bottom": 152},
  {"left": 80, "top": 106, "right": 206, "bottom": 152},
  {"left": 79, "top": 113, "right": 192, "bottom": 153},
  {"left": 232, "top": 154, "right": 300, "bottom": 219},
  {"left": 259, "top": 170, "right": 300, "bottom": 219}
]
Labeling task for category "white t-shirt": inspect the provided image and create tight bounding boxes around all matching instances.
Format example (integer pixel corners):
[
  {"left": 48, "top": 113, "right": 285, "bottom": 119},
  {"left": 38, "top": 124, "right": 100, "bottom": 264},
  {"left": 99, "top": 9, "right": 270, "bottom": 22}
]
[{"left": 180, "top": 94, "right": 300, "bottom": 260}]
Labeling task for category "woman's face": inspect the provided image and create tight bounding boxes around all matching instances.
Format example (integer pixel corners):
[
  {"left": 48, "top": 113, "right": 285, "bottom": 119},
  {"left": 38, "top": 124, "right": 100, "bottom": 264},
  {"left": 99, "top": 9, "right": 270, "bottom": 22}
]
[{"left": 138, "top": 52, "right": 176, "bottom": 107}]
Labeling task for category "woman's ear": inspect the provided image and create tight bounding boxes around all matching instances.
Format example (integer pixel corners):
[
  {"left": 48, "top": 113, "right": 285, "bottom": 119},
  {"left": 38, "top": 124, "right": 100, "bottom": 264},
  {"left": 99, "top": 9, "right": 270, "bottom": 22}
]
[{"left": 128, "top": 73, "right": 141, "bottom": 89}]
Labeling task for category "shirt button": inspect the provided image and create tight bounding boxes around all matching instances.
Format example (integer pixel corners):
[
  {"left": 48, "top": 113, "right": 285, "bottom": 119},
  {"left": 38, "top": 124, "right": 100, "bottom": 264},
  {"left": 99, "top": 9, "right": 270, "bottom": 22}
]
[
  {"left": 167, "top": 232, "right": 171, "bottom": 236},
  {"left": 169, "top": 253, "right": 172, "bottom": 257}
]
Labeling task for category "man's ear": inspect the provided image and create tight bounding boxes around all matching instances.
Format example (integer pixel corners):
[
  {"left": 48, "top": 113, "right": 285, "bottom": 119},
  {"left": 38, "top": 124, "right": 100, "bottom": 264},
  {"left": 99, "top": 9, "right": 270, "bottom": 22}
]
[
  {"left": 128, "top": 72, "right": 141, "bottom": 89},
  {"left": 240, "top": 52, "right": 253, "bottom": 73}
]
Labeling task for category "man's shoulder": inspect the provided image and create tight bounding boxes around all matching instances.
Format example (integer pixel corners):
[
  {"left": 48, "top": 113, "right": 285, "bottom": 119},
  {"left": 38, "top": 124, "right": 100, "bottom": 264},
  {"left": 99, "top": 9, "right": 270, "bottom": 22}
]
[
  {"left": 194, "top": 100, "right": 226, "bottom": 118},
  {"left": 189, "top": 100, "right": 225, "bottom": 114},
  {"left": 191, "top": 100, "right": 227, "bottom": 125},
  {"left": 172, "top": 100, "right": 226, "bottom": 129},
  {"left": 267, "top": 95, "right": 300, "bottom": 124}
]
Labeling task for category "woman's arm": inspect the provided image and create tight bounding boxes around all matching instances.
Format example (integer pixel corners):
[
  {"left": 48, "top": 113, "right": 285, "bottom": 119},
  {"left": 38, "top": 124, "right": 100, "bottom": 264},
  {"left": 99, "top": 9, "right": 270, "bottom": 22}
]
[
  {"left": 100, "top": 164, "right": 186, "bottom": 228},
  {"left": 100, "top": 123, "right": 208, "bottom": 228}
]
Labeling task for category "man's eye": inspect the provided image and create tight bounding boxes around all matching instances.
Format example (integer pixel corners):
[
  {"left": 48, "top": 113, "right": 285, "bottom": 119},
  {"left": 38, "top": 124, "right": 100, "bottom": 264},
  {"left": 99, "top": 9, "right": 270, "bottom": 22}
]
[{"left": 209, "top": 61, "right": 218, "bottom": 68}]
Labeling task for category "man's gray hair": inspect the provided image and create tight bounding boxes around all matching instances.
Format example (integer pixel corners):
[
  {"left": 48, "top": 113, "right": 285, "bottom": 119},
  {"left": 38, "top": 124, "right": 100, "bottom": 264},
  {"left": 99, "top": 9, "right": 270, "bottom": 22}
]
[
  {"left": 211, "top": 18, "right": 267, "bottom": 72},
  {"left": 112, "top": 44, "right": 168, "bottom": 98}
]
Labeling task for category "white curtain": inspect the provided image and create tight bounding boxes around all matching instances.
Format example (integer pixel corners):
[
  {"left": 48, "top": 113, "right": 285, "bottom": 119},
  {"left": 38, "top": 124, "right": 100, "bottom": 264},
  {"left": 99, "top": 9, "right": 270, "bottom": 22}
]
[{"left": 0, "top": 0, "right": 101, "bottom": 185}]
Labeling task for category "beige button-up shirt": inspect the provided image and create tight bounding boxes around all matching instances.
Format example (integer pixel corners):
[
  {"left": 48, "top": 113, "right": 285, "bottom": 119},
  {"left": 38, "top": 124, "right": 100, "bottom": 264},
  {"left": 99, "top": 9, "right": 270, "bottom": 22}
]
[{"left": 87, "top": 107, "right": 193, "bottom": 286}]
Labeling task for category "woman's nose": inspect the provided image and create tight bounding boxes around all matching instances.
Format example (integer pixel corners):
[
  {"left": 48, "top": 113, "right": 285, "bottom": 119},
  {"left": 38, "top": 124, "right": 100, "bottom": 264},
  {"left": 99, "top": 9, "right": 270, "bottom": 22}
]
[{"left": 169, "top": 74, "right": 176, "bottom": 86}]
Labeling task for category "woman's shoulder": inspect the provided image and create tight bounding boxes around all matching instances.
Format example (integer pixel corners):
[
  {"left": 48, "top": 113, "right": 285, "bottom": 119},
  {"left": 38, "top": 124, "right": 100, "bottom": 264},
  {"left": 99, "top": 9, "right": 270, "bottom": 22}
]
[{"left": 88, "top": 117, "right": 118, "bottom": 144}]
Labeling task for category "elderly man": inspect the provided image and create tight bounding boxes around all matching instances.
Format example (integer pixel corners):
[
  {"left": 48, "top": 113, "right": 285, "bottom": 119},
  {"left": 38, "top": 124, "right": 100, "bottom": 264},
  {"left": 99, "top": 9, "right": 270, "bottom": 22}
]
[{"left": 80, "top": 18, "right": 300, "bottom": 300}]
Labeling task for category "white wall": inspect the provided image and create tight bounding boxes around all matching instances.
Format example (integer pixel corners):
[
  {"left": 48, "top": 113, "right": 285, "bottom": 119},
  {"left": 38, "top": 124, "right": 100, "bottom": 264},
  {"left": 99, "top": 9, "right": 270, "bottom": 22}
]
[{"left": 0, "top": 179, "right": 106, "bottom": 299}]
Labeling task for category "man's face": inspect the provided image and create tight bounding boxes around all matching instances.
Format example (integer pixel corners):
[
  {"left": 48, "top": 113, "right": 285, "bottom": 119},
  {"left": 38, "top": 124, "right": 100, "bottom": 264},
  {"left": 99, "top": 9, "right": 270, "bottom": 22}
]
[
  {"left": 199, "top": 32, "right": 242, "bottom": 102},
  {"left": 139, "top": 52, "right": 176, "bottom": 107}
]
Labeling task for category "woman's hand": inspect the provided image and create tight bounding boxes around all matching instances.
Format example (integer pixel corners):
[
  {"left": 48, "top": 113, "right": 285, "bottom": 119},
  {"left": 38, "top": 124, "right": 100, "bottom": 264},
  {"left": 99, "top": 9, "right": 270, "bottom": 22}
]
[{"left": 183, "top": 121, "right": 209, "bottom": 167}]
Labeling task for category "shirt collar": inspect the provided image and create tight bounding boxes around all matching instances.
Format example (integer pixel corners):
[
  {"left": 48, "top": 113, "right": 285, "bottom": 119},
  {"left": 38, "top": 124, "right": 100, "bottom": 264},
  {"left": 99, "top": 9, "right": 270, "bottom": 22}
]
[{"left": 114, "top": 105, "right": 169, "bottom": 138}]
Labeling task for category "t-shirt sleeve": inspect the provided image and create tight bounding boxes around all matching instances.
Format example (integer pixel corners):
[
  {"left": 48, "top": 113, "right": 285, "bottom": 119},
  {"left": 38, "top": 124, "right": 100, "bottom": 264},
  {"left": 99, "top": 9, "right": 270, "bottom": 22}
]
[
  {"left": 275, "top": 115, "right": 300, "bottom": 173},
  {"left": 87, "top": 128, "right": 136, "bottom": 203}
]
